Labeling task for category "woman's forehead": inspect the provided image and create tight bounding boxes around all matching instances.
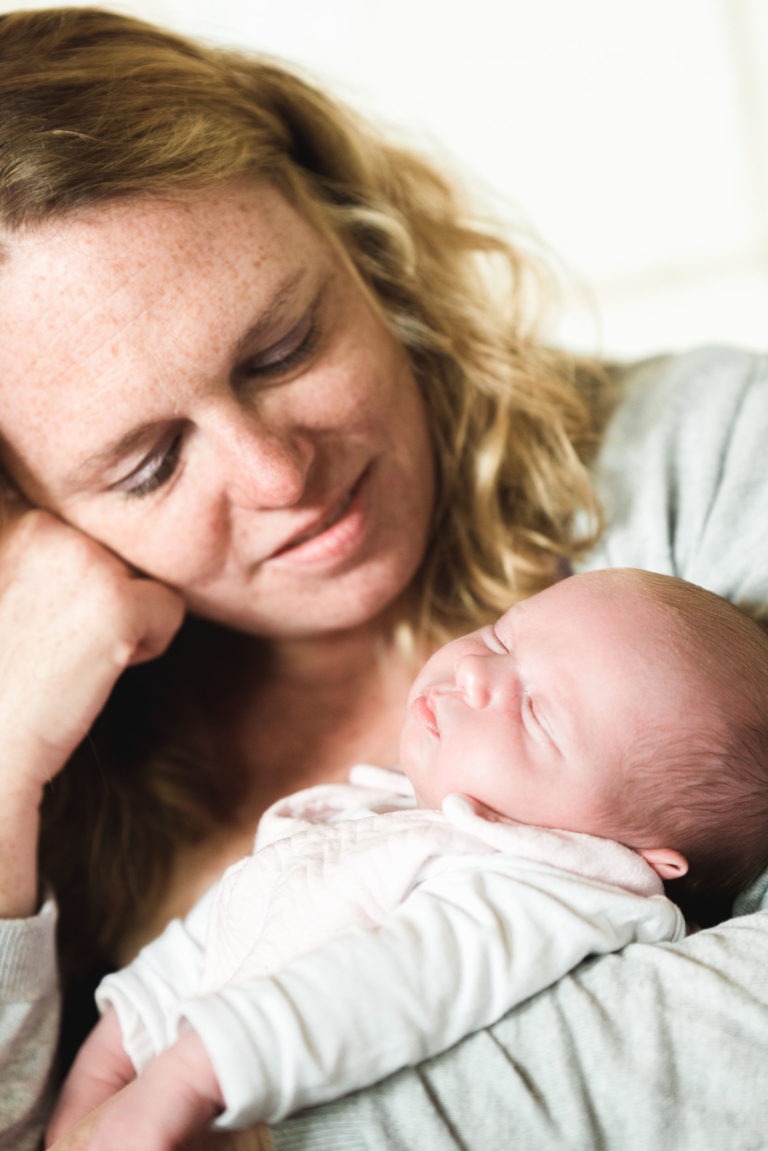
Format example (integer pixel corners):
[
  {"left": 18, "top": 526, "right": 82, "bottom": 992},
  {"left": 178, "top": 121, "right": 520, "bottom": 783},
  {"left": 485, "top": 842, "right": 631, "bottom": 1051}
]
[
  {"left": 0, "top": 186, "right": 317, "bottom": 381},
  {"left": 1, "top": 182, "right": 312, "bottom": 311},
  {"left": 0, "top": 183, "right": 326, "bottom": 480}
]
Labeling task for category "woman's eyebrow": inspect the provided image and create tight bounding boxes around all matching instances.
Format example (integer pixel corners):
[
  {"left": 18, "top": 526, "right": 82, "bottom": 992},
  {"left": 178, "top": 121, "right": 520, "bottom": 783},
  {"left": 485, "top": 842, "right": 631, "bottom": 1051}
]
[
  {"left": 63, "top": 269, "right": 309, "bottom": 489},
  {"left": 230, "top": 268, "right": 308, "bottom": 362},
  {"left": 63, "top": 421, "right": 170, "bottom": 489}
]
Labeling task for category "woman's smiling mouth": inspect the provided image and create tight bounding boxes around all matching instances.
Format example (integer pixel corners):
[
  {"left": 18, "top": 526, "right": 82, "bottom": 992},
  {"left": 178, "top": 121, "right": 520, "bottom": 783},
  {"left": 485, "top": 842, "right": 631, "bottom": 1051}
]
[
  {"left": 267, "top": 467, "right": 371, "bottom": 568},
  {"left": 281, "top": 488, "right": 356, "bottom": 551}
]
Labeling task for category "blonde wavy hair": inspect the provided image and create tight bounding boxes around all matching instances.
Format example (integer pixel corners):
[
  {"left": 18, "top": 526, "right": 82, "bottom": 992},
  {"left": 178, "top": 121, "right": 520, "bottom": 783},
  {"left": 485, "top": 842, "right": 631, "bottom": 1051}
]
[
  {"left": 0, "top": 5, "right": 607, "bottom": 640},
  {"left": 0, "top": 7, "right": 609, "bottom": 972}
]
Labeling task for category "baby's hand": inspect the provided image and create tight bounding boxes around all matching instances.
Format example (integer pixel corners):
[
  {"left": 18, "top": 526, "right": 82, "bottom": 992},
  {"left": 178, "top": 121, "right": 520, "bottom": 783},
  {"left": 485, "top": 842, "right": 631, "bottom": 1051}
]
[
  {"left": 47, "top": 1009, "right": 136, "bottom": 1145},
  {"left": 48, "top": 1024, "right": 224, "bottom": 1151}
]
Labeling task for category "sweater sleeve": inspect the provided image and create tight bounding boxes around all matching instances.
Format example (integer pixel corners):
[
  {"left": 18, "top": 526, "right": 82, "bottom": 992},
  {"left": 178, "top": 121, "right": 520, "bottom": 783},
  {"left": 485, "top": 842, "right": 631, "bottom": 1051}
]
[
  {"left": 266, "top": 346, "right": 768, "bottom": 1151},
  {"left": 0, "top": 899, "right": 60, "bottom": 1151},
  {"left": 271, "top": 906, "right": 768, "bottom": 1151}
]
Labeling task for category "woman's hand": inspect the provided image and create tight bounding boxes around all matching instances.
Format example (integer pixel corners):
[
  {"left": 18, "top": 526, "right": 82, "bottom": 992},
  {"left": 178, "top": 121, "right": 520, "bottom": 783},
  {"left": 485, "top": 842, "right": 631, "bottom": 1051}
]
[
  {"left": 48, "top": 1112, "right": 267, "bottom": 1151},
  {"left": 0, "top": 502, "right": 185, "bottom": 916}
]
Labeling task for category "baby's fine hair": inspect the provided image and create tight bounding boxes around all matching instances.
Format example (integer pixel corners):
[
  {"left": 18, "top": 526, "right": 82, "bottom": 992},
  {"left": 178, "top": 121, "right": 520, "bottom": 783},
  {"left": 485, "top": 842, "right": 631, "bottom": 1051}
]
[{"left": 619, "top": 572, "right": 768, "bottom": 902}]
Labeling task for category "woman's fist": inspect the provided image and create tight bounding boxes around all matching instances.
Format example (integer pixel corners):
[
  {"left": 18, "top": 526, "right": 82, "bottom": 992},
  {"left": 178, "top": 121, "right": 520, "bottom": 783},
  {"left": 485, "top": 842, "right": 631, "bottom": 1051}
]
[{"left": 0, "top": 506, "right": 185, "bottom": 803}]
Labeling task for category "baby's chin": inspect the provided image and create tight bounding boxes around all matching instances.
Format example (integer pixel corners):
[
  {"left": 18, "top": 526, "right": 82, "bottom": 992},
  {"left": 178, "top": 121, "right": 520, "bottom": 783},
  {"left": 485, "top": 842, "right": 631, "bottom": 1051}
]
[
  {"left": 397, "top": 761, "right": 431, "bottom": 809},
  {"left": 407, "top": 779, "right": 446, "bottom": 811}
]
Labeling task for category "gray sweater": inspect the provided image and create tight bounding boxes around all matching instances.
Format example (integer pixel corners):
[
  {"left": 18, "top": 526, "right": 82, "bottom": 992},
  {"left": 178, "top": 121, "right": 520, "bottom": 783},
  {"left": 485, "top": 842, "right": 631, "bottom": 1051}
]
[
  {"left": 272, "top": 347, "right": 768, "bottom": 1151},
  {"left": 2, "top": 346, "right": 767, "bottom": 1150}
]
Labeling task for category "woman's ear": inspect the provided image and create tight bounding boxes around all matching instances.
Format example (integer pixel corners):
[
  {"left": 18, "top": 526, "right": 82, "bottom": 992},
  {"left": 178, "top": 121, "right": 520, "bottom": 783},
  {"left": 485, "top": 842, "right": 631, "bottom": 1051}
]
[{"left": 637, "top": 847, "right": 689, "bottom": 880}]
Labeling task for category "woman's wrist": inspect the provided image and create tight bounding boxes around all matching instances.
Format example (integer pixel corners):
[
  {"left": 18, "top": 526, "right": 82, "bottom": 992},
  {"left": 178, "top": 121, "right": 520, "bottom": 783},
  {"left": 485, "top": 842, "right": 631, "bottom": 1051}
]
[{"left": 0, "top": 785, "right": 42, "bottom": 918}]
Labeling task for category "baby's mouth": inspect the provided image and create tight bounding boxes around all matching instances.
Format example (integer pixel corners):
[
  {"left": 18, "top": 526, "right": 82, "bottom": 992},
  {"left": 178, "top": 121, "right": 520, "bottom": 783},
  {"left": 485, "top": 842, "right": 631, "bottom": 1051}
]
[{"left": 412, "top": 694, "right": 440, "bottom": 737}]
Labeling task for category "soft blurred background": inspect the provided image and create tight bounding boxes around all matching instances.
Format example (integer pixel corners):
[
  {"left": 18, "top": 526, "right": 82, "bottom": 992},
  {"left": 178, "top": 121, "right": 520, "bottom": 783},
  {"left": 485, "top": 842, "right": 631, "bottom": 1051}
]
[{"left": 4, "top": 0, "right": 767, "bottom": 358}]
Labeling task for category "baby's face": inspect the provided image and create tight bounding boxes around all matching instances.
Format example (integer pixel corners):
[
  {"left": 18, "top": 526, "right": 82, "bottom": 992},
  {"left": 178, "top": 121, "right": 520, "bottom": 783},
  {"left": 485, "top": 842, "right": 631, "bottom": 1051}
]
[{"left": 400, "top": 570, "right": 697, "bottom": 836}]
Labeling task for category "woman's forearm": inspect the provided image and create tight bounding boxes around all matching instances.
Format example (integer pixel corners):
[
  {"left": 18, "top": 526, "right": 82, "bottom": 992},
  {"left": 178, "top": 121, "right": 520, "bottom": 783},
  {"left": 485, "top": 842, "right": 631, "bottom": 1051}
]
[
  {"left": 0, "top": 784, "right": 42, "bottom": 918},
  {"left": 0, "top": 506, "right": 185, "bottom": 916}
]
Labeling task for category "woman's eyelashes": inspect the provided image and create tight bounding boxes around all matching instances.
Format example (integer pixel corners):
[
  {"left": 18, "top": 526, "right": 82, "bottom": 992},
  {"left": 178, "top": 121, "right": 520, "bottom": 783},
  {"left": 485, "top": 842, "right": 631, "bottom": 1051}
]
[
  {"left": 118, "top": 432, "right": 184, "bottom": 498},
  {"left": 115, "top": 308, "right": 321, "bottom": 499},
  {"left": 238, "top": 309, "right": 320, "bottom": 382}
]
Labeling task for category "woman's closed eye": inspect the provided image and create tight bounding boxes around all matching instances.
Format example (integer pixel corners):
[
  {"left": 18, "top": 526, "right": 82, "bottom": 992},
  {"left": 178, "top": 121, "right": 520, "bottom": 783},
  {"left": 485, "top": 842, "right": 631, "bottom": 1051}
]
[
  {"left": 238, "top": 309, "right": 320, "bottom": 383},
  {"left": 110, "top": 313, "right": 320, "bottom": 500},
  {"left": 114, "top": 431, "right": 184, "bottom": 499},
  {"left": 109, "top": 306, "right": 322, "bottom": 500}
]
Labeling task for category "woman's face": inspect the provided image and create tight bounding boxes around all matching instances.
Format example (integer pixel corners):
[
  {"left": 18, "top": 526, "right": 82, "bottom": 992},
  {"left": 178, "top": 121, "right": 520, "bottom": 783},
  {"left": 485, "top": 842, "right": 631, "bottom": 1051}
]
[{"left": 0, "top": 182, "right": 435, "bottom": 637}]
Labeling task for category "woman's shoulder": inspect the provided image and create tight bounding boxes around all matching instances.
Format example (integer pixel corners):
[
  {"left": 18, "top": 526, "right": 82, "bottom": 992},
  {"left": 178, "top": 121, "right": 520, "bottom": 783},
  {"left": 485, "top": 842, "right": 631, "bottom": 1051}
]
[
  {"left": 606, "top": 343, "right": 767, "bottom": 426},
  {"left": 593, "top": 343, "right": 768, "bottom": 506},
  {"left": 581, "top": 344, "right": 768, "bottom": 605}
]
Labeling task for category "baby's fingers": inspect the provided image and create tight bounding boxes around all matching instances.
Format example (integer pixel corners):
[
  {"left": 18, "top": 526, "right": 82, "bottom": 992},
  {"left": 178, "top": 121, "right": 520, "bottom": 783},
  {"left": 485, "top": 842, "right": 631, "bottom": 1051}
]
[{"left": 47, "top": 1012, "right": 134, "bottom": 1146}]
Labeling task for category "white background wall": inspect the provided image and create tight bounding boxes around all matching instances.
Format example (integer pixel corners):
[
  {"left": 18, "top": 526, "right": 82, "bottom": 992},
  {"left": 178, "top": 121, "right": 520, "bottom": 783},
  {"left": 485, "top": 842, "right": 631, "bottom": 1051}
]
[{"left": 4, "top": 0, "right": 767, "bottom": 358}]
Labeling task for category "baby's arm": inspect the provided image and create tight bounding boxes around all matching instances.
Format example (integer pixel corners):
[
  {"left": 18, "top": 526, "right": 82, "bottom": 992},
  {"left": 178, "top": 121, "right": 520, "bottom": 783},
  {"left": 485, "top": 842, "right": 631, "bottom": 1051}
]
[
  {"left": 52, "top": 842, "right": 684, "bottom": 1143},
  {"left": 181, "top": 849, "right": 685, "bottom": 1128},
  {"left": 49, "top": 882, "right": 218, "bottom": 1146},
  {"left": 48, "top": 1010, "right": 135, "bottom": 1142},
  {"left": 48, "top": 1024, "right": 223, "bottom": 1151}
]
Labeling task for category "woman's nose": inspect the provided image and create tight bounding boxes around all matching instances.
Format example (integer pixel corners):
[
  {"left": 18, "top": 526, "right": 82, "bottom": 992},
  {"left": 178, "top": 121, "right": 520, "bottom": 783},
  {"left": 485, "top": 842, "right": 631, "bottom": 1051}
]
[{"left": 216, "top": 413, "right": 314, "bottom": 510}]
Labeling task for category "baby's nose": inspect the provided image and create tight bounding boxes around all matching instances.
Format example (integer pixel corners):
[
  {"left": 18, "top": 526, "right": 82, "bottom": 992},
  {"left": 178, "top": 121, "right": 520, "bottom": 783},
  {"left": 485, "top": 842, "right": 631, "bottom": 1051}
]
[{"left": 454, "top": 653, "right": 493, "bottom": 709}]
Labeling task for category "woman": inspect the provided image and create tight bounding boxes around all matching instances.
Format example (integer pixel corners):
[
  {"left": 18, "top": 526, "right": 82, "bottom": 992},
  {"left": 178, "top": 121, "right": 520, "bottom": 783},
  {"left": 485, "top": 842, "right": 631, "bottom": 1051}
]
[{"left": 0, "top": 8, "right": 766, "bottom": 1150}]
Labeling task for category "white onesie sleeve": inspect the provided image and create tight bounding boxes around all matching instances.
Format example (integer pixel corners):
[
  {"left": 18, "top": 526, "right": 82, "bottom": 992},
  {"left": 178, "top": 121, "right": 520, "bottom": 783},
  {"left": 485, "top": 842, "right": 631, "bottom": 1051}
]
[
  {"left": 179, "top": 841, "right": 684, "bottom": 1128},
  {"left": 97, "top": 882, "right": 217, "bottom": 1072}
]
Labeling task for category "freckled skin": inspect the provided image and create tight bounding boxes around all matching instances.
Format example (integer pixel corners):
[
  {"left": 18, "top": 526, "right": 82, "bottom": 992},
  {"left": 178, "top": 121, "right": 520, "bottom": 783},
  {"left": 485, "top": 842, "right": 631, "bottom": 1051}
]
[{"left": 0, "top": 181, "right": 435, "bottom": 638}]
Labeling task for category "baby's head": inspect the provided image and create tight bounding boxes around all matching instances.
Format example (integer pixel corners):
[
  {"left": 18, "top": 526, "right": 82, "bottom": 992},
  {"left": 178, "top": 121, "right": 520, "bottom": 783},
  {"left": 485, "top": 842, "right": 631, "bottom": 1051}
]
[{"left": 400, "top": 568, "right": 768, "bottom": 901}]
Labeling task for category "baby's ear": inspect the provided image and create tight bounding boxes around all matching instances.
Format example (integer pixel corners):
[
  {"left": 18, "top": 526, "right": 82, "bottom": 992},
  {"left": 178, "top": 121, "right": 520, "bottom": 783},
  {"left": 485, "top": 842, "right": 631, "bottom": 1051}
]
[{"left": 637, "top": 847, "right": 689, "bottom": 880}]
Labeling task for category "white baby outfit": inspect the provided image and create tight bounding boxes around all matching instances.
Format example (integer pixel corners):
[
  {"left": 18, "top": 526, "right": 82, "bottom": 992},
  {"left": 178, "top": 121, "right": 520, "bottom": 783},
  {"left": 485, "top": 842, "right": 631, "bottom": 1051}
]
[{"left": 98, "top": 765, "right": 684, "bottom": 1128}]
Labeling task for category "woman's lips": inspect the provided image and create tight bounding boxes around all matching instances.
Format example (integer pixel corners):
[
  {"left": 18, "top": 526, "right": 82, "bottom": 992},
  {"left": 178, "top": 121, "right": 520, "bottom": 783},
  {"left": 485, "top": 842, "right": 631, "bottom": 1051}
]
[{"left": 267, "top": 467, "right": 371, "bottom": 568}]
